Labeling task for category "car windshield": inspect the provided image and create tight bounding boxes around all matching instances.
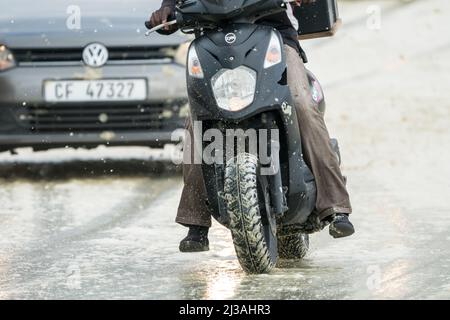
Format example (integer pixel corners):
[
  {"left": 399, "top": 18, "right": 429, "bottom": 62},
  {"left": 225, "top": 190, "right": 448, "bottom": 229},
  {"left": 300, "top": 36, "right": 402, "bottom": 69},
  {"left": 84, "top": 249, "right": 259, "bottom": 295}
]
[
  {"left": 0, "top": 0, "right": 159, "bottom": 18},
  {"left": 0, "top": 0, "right": 162, "bottom": 32}
]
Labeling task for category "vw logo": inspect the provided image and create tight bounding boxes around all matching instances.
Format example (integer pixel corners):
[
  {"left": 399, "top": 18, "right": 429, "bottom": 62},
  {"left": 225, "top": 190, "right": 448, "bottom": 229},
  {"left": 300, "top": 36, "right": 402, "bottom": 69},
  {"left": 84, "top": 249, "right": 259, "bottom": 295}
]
[
  {"left": 82, "top": 43, "right": 109, "bottom": 67},
  {"left": 225, "top": 33, "right": 237, "bottom": 44}
]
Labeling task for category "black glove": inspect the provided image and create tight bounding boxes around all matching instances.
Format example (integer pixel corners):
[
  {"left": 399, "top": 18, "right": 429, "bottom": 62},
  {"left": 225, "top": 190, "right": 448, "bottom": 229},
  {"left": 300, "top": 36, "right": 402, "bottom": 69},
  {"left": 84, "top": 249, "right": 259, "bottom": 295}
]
[{"left": 145, "top": 6, "right": 178, "bottom": 35}]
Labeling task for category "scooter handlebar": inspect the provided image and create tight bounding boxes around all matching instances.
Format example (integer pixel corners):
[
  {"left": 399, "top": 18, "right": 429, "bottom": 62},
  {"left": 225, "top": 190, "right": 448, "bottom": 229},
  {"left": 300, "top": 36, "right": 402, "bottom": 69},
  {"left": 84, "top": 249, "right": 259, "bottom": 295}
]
[
  {"left": 144, "top": 0, "right": 296, "bottom": 36},
  {"left": 144, "top": 20, "right": 177, "bottom": 36}
]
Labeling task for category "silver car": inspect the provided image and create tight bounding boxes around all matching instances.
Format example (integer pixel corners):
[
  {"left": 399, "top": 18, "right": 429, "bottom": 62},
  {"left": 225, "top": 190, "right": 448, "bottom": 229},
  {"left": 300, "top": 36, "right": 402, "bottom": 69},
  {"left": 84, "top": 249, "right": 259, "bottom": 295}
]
[{"left": 0, "top": 0, "right": 189, "bottom": 152}]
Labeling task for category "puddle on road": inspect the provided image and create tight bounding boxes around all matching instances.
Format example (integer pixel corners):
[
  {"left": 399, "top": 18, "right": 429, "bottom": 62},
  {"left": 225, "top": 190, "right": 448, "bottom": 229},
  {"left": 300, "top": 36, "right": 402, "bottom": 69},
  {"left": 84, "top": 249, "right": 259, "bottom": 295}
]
[{"left": 0, "top": 160, "right": 448, "bottom": 299}]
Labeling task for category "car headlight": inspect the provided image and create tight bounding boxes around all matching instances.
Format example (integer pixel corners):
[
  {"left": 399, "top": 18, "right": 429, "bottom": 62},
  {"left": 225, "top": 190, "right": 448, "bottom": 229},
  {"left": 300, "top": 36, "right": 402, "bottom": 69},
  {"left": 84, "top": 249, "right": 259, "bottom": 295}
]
[
  {"left": 174, "top": 41, "right": 190, "bottom": 66},
  {"left": 0, "top": 45, "right": 16, "bottom": 72},
  {"left": 264, "top": 31, "right": 282, "bottom": 69},
  {"left": 211, "top": 66, "right": 257, "bottom": 112}
]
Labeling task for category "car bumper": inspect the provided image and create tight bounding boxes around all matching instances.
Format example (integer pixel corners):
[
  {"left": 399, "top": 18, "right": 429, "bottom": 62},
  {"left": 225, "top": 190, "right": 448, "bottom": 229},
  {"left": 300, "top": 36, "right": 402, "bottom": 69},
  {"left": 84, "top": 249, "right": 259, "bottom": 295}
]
[
  {"left": 0, "top": 60, "right": 187, "bottom": 104},
  {"left": 0, "top": 131, "right": 178, "bottom": 151},
  {"left": 0, "top": 60, "right": 188, "bottom": 150}
]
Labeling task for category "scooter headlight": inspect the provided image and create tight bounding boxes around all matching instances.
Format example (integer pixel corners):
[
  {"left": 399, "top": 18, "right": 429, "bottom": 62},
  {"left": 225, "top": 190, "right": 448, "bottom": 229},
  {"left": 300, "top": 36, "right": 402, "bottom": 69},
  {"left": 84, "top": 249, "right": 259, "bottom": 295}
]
[
  {"left": 0, "top": 44, "right": 16, "bottom": 72},
  {"left": 211, "top": 66, "right": 256, "bottom": 112},
  {"left": 264, "top": 31, "right": 282, "bottom": 69}
]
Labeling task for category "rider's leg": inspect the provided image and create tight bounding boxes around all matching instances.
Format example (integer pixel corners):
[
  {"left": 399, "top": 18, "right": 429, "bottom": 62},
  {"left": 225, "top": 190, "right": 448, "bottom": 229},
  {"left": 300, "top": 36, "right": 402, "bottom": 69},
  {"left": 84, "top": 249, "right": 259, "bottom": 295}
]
[
  {"left": 176, "top": 117, "right": 211, "bottom": 252},
  {"left": 284, "top": 45, "right": 354, "bottom": 237},
  {"left": 176, "top": 117, "right": 212, "bottom": 228}
]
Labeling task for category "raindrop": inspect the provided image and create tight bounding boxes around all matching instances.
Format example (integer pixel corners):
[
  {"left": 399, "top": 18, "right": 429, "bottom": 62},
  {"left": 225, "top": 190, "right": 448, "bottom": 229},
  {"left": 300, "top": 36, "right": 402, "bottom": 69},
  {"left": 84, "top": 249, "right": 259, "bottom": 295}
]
[{"left": 98, "top": 113, "right": 109, "bottom": 123}]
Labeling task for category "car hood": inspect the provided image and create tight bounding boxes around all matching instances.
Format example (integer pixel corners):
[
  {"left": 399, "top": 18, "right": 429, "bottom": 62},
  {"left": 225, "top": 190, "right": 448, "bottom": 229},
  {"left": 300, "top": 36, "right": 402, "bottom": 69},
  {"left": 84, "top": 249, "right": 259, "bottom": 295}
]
[{"left": 0, "top": 0, "right": 187, "bottom": 49}]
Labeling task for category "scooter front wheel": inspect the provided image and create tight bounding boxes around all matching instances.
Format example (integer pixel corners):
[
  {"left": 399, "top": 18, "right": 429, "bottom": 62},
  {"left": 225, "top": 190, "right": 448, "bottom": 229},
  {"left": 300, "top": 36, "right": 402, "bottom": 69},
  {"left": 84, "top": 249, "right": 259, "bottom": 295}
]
[{"left": 224, "top": 153, "right": 278, "bottom": 274}]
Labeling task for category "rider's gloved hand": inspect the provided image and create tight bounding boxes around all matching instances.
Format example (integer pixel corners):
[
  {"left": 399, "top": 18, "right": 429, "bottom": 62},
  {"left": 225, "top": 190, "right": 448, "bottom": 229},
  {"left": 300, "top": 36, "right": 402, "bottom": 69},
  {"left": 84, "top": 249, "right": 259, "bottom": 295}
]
[{"left": 145, "top": 5, "right": 178, "bottom": 35}]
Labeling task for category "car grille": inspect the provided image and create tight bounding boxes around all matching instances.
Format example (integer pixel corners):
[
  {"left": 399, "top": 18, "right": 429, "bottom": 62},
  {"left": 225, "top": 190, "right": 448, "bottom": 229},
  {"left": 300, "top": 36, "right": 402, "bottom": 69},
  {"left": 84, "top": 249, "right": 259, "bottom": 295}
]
[
  {"left": 13, "top": 47, "right": 175, "bottom": 64},
  {"left": 15, "top": 102, "right": 186, "bottom": 133}
]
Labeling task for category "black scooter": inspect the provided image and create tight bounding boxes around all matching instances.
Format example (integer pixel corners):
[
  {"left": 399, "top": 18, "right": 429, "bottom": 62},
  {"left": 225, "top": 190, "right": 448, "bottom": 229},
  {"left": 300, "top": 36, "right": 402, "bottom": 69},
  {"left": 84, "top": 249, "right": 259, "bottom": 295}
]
[{"left": 147, "top": 0, "right": 338, "bottom": 274}]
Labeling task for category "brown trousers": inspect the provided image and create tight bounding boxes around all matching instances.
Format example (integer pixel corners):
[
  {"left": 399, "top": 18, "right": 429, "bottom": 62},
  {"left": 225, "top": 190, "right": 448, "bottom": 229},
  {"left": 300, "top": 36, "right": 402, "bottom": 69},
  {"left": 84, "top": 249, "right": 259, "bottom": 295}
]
[{"left": 176, "top": 45, "right": 351, "bottom": 227}]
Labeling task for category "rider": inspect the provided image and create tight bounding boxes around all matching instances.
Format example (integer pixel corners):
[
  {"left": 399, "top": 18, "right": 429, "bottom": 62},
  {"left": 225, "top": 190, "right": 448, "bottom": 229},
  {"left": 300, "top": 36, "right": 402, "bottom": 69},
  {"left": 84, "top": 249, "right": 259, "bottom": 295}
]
[{"left": 147, "top": 0, "right": 355, "bottom": 252}]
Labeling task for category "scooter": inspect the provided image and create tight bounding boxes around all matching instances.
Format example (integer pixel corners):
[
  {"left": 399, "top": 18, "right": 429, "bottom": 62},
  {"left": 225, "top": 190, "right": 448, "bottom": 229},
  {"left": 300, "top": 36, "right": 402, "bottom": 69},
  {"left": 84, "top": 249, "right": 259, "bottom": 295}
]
[{"left": 146, "top": 0, "right": 338, "bottom": 274}]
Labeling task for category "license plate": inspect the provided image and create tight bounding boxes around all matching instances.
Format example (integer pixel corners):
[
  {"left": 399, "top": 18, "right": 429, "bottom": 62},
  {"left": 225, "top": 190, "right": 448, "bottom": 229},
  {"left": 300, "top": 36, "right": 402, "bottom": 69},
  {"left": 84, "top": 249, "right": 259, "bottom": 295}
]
[{"left": 44, "top": 79, "right": 147, "bottom": 102}]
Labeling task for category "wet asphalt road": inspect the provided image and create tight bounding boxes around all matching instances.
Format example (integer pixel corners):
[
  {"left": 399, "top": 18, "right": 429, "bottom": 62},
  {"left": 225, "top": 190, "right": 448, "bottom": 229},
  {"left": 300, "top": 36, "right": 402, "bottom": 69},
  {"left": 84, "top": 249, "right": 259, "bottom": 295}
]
[{"left": 0, "top": 0, "right": 450, "bottom": 299}]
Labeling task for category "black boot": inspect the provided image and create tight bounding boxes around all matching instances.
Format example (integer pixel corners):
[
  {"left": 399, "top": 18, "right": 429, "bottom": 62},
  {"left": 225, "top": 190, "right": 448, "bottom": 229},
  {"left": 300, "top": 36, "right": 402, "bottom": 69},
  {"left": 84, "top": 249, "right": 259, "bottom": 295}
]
[
  {"left": 179, "top": 225, "right": 210, "bottom": 252},
  {"left": 329, "top": 213, "right": 355, "bottom": 238}
]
